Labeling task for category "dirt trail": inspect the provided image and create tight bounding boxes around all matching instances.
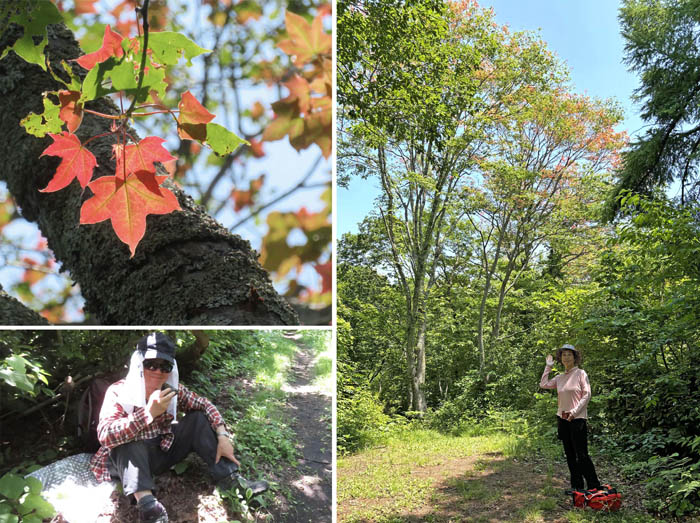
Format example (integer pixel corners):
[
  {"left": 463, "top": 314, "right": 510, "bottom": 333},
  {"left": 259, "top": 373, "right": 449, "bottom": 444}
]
[
  {"left": 339, "top": 448, "right": 650, "bottom": 522},
  {"left": 269, "top": 333, "right": 332, "bottom": 522}
]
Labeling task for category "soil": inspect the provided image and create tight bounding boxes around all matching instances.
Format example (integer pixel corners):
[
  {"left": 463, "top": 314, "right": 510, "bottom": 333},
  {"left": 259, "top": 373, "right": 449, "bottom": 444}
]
[{"left": 268, "top": 333, "right": 332, "bottom": 523}]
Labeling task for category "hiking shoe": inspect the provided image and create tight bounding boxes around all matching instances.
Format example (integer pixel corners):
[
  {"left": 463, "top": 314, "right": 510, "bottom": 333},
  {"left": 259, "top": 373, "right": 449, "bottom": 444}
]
[
  {"left": 137, "top": 494, "right": 168, "bottom": 523},
  {"left": 218, "top": 473, "right": 269, "bottom": 496}
]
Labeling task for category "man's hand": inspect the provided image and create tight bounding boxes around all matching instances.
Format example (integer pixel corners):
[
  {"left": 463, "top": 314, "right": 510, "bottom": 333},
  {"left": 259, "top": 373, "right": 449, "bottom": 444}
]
[
  {"left": 215, "top": 435, "right": 240, "bottom": 467},
  {"left": 562, "top": 411, "right": 574, "bottom": 421},
  {"left": 546, "top": 354, "right": 554, "bottom": 366},
  {"left": 147, "top": 387, "right": 177, "bottom": 420}
]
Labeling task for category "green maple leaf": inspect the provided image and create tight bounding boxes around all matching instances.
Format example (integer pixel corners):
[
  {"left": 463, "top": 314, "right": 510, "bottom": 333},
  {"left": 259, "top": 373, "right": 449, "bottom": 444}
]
[{"left": 1, "top": 0, "right": 63, "bottom": 71}]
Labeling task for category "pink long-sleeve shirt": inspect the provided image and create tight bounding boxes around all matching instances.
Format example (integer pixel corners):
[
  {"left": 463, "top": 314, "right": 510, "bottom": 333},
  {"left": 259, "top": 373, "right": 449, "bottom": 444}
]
[{"left": 540, "top": 365, "right": 591, "bottom": 419}]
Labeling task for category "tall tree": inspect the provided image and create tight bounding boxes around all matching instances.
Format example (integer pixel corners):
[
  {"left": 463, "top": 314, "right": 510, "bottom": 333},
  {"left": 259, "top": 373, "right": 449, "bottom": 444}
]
[
  {"left": 338, "top": 0, "right": 561, "bottom": 411},
  {"left": 468, "top": 89, "right": 624, "bottom": 373},
  {"left": 608, "top": 0, "right": 700, "bottom": 214}
]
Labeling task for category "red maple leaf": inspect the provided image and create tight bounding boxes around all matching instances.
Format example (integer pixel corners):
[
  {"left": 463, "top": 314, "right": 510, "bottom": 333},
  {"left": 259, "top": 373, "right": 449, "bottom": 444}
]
[
  {"left": 114, "top": 136, "right": 176, "bottom": 178},
  {"left": 58, "top": 90, "right": 83, "bottom": 132},
  {"left": 177, "top": 91, "right": 215, "bottom": 141},
  {"left": 76, "top": 25, "right": 125, "bottom": 70},
  {"left": 40, "top": 132, "right": 97, "bottom": 192},
  {"left": 80, "top": 171, "right": 180, "bottom": 256}
]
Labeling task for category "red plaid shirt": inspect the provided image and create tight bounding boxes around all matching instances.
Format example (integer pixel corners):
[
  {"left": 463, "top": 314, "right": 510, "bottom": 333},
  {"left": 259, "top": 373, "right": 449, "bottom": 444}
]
[{"left": 89, "top": 380, "right": 224, "bottom": 482}]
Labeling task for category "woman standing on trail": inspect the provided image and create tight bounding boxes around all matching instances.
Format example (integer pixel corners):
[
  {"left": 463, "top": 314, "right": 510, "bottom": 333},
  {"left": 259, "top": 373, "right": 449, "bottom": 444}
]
[{"left": 540, "top": 343, "right": 602, "bottom": 494}]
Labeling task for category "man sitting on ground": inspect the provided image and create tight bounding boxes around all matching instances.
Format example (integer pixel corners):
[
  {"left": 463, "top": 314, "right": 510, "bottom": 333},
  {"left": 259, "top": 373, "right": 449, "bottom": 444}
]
[{"left": 89, "top": 332, "right": 268, "bottom": 523}]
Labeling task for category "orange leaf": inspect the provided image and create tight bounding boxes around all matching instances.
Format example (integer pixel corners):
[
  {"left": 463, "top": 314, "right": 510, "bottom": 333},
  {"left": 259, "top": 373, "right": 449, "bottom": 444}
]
[
  {"left": 80, "top": 171, "right": 180, "bottom": 256},
  {"left": 58, "top": 90, "right": 83, "bottom": 132},
  {"left": 177, "top": 91, "right": 215, "bottom": 140},
  {"left": 231, "top": 174, "right": 265, "bottom": 211},
  {"left": 40, "top": 132, "right": 97, "bottom": 192},
  {"left": 74, "top": 0, "right": 97, "bottom": 14},
  {"left": 76, "top": 25, "right": 125, "bottom": 70},
  {"left": 248, "top": 138, "right": 264, "bottom": 158},
  {"left": 282, "top": 75, "right": 311, "bottom": 113},
  {"left": 313, "top": 260, "right": 332, "bottom": 294},
  {"left": 278, "top": 12, "right": 331, "bottom": 65}
]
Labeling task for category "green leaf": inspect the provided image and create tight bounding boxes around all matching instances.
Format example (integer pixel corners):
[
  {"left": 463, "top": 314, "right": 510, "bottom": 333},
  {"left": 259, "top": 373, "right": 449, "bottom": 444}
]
[
  {"left": 20, "top": 96, "right": 63, "bottom": 138},
  {"left": 172, "top": 461, "right": 189, "bottom": 475},
  {"left": 0, "top": 474, "right": 25, "bottom": 500},
  {"left": 0, "top": 368, "right": 34, "bottom": 393},
  {"left": 24, "top": 477, "right": 42, "bottom": 496},
  {"left": 21, "top": 516, "right": 42, "bottom": 523},
  {"left": 109, "top": 60, "right": 139, "bottom": 91},
  {"left": 146, "top": 32, "right": 210, "bottom": 66},
  {"left": 205, "top": 123, "right": 248, "bottom": 156},
  {"left": 0, "top": 0, "right": 62, "bottom": 70},
  {"left": 0, "top": 514, "right": 19, "bottom": 523},
  {"left": 19, "top": 494, "right": 54, "bottom": 519}
]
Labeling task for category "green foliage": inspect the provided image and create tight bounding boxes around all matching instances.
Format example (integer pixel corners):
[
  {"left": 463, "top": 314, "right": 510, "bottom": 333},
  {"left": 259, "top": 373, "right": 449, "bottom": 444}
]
[
  {"left": 0, "top": 473, "right": 55, "bottom": 522},
  {"left": 0, "top": 355, "right": 48, "bottom": 396},
  {"left": 337, "top": 388, "right": 387, "bottom": 454}
]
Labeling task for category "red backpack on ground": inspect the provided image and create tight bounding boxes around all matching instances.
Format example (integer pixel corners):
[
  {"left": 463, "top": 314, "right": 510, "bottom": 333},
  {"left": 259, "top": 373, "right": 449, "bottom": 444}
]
[
  {"left": 572, "top": 484, "right": 622, "bottom": 511},
  {"left": 77, "top": 377, "right": 113, "bottom": 452}
]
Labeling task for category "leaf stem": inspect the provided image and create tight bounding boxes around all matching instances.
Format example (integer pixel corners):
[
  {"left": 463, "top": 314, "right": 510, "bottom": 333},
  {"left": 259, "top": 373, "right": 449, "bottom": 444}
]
[
  {"left": 82, "top": 131, "right": 117, "bottom": 147},
  {"left": 132, "top": 110, "right": 176, "bottom": 117},
  {"left": 126, "top": 0, "right": 150, "bottom": 117},
  {"left": 83, "top": 108, "right": 124, "bottom": 120}
]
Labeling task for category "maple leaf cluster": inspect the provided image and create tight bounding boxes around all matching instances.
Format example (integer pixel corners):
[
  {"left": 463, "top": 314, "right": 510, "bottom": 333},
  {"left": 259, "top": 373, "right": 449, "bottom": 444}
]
[
  {"left": 262, "top": 10, "right": 332, "bottom": 158},
  {"left": 23, "top": 23, "right": 247, "bottom": 256}
]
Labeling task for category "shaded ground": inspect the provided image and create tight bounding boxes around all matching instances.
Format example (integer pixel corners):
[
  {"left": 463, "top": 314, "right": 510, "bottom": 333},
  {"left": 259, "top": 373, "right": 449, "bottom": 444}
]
[
  {"left": 268, "top": 333, "right": 332, "bottom": 522},
  {"left": 339, "top": 438, "right": 656, "bottom": 523}
]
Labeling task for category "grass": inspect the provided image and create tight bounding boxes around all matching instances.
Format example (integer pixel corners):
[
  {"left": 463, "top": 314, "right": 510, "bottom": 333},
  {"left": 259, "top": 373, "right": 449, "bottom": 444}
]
[{"left": 338, "top": 425, "right": 665, "bottom": 523}]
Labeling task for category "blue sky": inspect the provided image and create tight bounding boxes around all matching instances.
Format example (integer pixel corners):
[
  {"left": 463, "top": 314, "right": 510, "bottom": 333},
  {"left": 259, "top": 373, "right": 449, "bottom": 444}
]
[{"left": 337, "top": 0, "right": 647, "bottom": 237}]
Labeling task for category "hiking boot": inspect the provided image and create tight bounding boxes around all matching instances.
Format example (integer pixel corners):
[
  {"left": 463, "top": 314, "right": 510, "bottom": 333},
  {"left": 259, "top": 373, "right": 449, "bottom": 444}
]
[
  {"left": 137, "top": 494, "right": 168, "bottom": 523},
  {"left": 564, "top": 489, "right": 574, "bottom": 496},
  {"left": 218, "top": 473, "right": 269, "bottom": 496}
]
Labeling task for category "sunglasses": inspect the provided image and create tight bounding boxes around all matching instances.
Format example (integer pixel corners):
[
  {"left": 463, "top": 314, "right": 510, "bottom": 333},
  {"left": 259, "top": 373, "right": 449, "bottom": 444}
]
[{"left": 143, "top": 360, "right": 173, "bottom": 373}]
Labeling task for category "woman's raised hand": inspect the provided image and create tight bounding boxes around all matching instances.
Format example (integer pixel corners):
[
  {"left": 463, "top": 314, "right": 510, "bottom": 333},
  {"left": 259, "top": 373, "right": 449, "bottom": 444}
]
[{"left": 546, "top": 354, "right": 554, "bottom": 366}]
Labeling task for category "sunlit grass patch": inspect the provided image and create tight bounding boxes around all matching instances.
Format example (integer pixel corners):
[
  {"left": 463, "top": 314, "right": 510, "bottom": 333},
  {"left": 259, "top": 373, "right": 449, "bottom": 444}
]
[
  {"left": 564, "top": 509, "right": 661, "bottom": 522},
  {"left": 310, "top": 333, "right": 333, "bottom": 395},
  {"left": 450, "top": 477, "right": 501, "bottom": 502}
]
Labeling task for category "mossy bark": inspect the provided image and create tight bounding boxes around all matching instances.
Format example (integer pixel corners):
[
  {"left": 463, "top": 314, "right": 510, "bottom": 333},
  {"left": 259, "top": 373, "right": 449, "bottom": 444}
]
[{"left": 0, "top": 23, "right": 298, "bottom": 326}]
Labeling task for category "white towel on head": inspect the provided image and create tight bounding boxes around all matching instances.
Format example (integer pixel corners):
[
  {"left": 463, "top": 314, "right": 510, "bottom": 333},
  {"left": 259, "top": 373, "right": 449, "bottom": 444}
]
[{"left": 118, "top": 349, "right": 178, "bottom": 419}]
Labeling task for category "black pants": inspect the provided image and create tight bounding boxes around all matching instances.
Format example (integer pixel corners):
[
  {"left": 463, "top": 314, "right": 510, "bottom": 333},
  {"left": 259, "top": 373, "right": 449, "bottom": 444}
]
[
  {"left": 108, "top": 411, "right": 238, "bottom": 496},
  {"left": 557, "top": 416, "right": 600, "bottom": 490}
]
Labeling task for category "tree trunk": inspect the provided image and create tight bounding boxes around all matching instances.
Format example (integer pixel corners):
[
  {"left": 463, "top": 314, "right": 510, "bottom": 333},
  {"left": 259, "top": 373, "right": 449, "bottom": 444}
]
[
  {"left": 0, "top": 23, "right": 298, "bottom": 326},
  {"left": 0, "top": 286, "right": 49, "bottom": 325}
]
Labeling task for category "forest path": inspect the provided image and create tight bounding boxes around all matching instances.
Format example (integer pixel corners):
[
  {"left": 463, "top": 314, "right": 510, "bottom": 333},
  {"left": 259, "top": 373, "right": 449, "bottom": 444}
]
[
  {"left": 338, "top": 430, "right": 657, "bottom": 523},
  {"left": 268, "top": 332, "right": 333, "bottom": 522}
]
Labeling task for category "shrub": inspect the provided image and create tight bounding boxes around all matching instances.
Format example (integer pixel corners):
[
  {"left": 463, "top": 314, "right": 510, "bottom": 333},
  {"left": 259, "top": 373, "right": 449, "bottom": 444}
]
[{"left": 337, "top": 389, "right": 390, "bottom": 454}]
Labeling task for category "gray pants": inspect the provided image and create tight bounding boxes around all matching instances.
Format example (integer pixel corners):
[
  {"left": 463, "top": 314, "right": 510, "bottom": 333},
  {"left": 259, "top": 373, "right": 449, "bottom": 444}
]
[{"left": 108, "top": 411, "right": 239, "bottom": 496}]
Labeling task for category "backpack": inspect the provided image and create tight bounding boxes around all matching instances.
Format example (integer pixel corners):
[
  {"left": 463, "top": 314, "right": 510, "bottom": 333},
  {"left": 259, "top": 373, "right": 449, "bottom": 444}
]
[
  {"left": 572, "top": 484, "right": 622, "bottom": 511},
  {"left": 77, "top": 378, "right": 113, "bottom": 452}
]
